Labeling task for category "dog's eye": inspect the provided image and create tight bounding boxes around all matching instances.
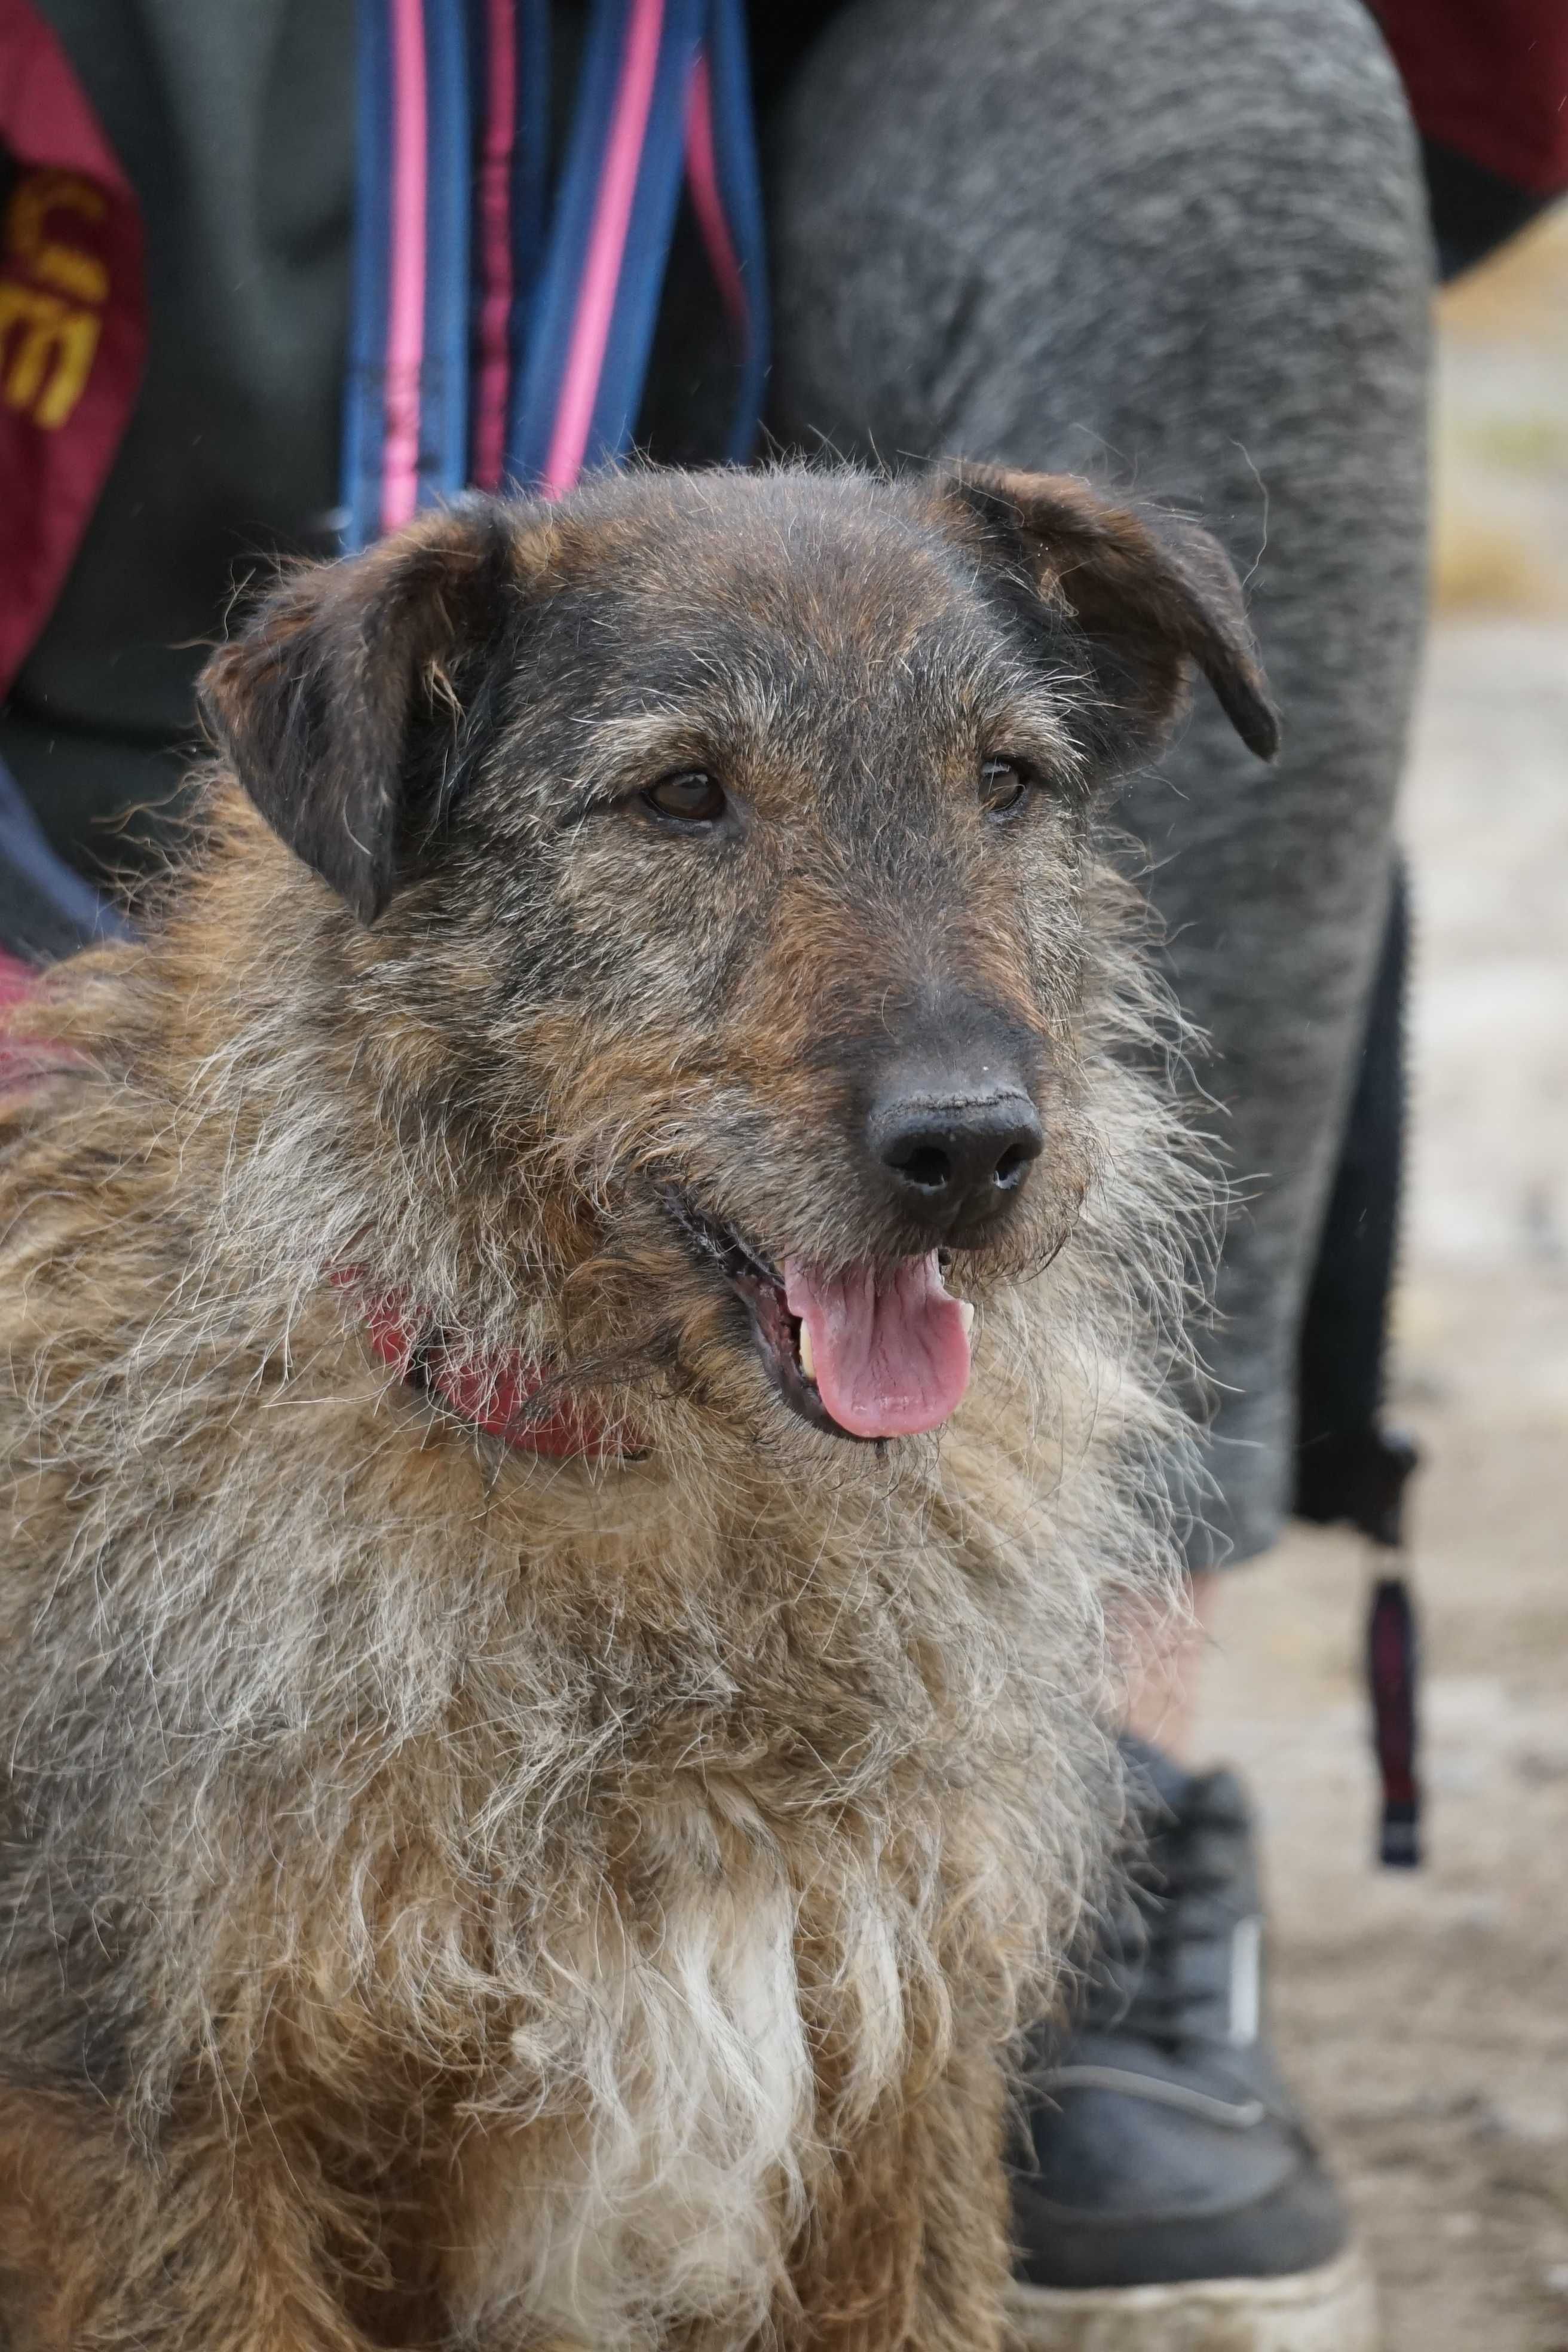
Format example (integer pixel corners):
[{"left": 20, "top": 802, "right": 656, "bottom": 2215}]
[
  {"left": 642, "top": 770, "right": 728, "bottom": 825},
  {"left": 979, "top": 757, "right": 1034, "bottom": 819}
]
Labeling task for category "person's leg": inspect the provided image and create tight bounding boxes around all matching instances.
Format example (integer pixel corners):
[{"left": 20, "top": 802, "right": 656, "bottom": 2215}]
[{"left": 766, "top": 0, "right": 1429, "bottom": 2340}]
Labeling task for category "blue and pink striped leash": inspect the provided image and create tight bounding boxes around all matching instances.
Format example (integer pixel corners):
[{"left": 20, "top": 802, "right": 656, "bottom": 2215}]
[{"left": 341, "top": 0, "right": 768, "bottom": 548}]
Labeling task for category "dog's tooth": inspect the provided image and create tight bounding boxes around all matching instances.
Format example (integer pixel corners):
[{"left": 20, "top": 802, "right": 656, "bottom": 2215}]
[
  {"left": 798, "top": 1320, "right": 816, "bottom": 1383},
  {"left": 957, "top": 1300, "right": 975, "bottom": 1337}
]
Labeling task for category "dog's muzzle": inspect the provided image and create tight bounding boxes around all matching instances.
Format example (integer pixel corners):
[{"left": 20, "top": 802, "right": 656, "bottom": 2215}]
[{"left": 659, "top": 1189, "right": 975, "bottom": 1443}]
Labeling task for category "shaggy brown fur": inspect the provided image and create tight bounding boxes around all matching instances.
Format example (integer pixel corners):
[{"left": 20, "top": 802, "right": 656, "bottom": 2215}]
[{"left": 0, "top": 463, "right": 1275, "bottom": 2351}]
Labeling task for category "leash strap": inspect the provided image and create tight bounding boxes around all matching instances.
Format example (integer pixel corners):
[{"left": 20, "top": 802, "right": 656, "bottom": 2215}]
[
  {"left": 507, "top": 0, "right": 705, "bottom": 492},
  {"left": 342, "top": 0, "right": 474, "bottom": 546},
  {"left": 342, "top": 0, "right": 768, "bottom": 544},
  {"left": 684, "top": 0, "right": 769, "bottom": 464},
  {"left": 1368, "top": 1572, "right": 1421, "bottom": 1866},
  {"left": 468, "top": 0, "right": 550, "bottom": 491}
]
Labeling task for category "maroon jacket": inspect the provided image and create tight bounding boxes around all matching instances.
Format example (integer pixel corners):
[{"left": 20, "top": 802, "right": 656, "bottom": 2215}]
[{"left": 1371, "top": 0, "right": 1568, "bottom": 274}]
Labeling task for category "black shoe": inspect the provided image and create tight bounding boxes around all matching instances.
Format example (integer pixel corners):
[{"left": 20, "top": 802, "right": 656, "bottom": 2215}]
[{"left": 1006, "top": 1737, "right": 1376, "bottom": 2350}]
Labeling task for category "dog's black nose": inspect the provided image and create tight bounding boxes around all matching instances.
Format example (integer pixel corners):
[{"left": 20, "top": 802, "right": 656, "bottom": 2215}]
[{"left": 869, "top": 1086, "right": 1044, "bottom": 1236}]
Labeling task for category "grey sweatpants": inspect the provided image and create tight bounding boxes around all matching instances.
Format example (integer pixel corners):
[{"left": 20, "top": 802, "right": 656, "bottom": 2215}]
[{"left": 767, "top": 0, "right": 1432, "bottom": 1564}]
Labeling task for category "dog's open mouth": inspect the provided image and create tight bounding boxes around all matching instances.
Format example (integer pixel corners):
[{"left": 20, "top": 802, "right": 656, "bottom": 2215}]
[{"left": 660, "top": 1190, "right": 974, "bottom": 1442}]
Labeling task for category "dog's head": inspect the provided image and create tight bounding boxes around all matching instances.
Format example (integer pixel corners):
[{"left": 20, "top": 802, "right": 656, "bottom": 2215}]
[{"left": 200, "top": 466, "right": 1275, "bottom": 1447}]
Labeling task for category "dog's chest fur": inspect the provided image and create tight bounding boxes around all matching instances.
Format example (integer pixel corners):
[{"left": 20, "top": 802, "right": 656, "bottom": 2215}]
[
  {"left": 353, "top": 1473, "right": 1012, "bottom": 2342},
  {"left": 308, "top": 1486, "right": 994, "bottom": 2346},
  {"left": 13, "top": 1309, "right": 1039, "bottom": 2339},
  {"left": 445, "top": 1793, "right": 825, "bottom": 2342}
]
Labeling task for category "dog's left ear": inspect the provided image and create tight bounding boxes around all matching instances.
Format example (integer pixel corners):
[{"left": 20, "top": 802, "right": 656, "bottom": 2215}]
[
  {"left": 936, "top": 463, "right": 1280, "bottom": 768},
  {"left": 199, "top": 502, "right": 523, "bottom": 923}
]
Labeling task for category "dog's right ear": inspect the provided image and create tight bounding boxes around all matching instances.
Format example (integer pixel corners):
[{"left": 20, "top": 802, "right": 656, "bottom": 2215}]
[
  {"left": 934, "top": 464, "right": 1280, "bottom": 770},
  {"left": 198, "top": 503, "right": 526, "bottom": 924}
]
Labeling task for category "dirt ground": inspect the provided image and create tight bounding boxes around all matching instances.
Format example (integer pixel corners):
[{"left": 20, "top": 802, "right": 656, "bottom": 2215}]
[{"left": 1190, "top": 216, "right": 1568, "bottom": 2352}]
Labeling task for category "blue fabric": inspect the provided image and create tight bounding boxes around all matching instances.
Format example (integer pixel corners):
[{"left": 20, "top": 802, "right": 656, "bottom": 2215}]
[
  {"left": 509, "top": 0, "right": 553, "bottom": 341},
  {"left": 0, "top": 754, "right": 126, "bottom": 960},
  {"left": 584, "top": 0, "right": 706, "bottom": 470},
  {"left": 506, "top": 0, "right": 651, "bottom": 483},
  {"left": 342, "top": 0, "right": 394, "bottom": 552},
  {"left": 507, "top": 0, "right": 766, "bottom": 485},
  {"left": 419, "top": 0, "right": 476, "bottom": 509},
  {"left": 705, "top": 0, "right": 770, "bottom": 466},
  {"left": 343, "top": 0, "right": 771, "bottom": 525}
]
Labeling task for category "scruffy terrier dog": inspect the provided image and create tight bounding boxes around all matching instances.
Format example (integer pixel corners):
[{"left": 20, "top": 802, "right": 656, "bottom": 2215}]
[{"left": 0, "top": 464, "right": 1274, "bottom": 2351}]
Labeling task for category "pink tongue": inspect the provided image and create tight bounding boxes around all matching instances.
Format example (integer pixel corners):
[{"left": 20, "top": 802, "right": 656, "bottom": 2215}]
[{"left": 782, "top": 1251, "right": 972, "bottom": 1440}]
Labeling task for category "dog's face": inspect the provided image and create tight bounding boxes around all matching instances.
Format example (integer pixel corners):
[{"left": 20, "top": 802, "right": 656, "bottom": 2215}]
[{"left": 201, "top": 467, "right": 1275, "bottom": 1446}]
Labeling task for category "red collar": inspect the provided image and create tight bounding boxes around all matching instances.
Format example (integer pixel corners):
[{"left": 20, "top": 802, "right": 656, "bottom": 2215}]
[{"left": 331, "top": 1269, "right": 627, "bottom": 1462}]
